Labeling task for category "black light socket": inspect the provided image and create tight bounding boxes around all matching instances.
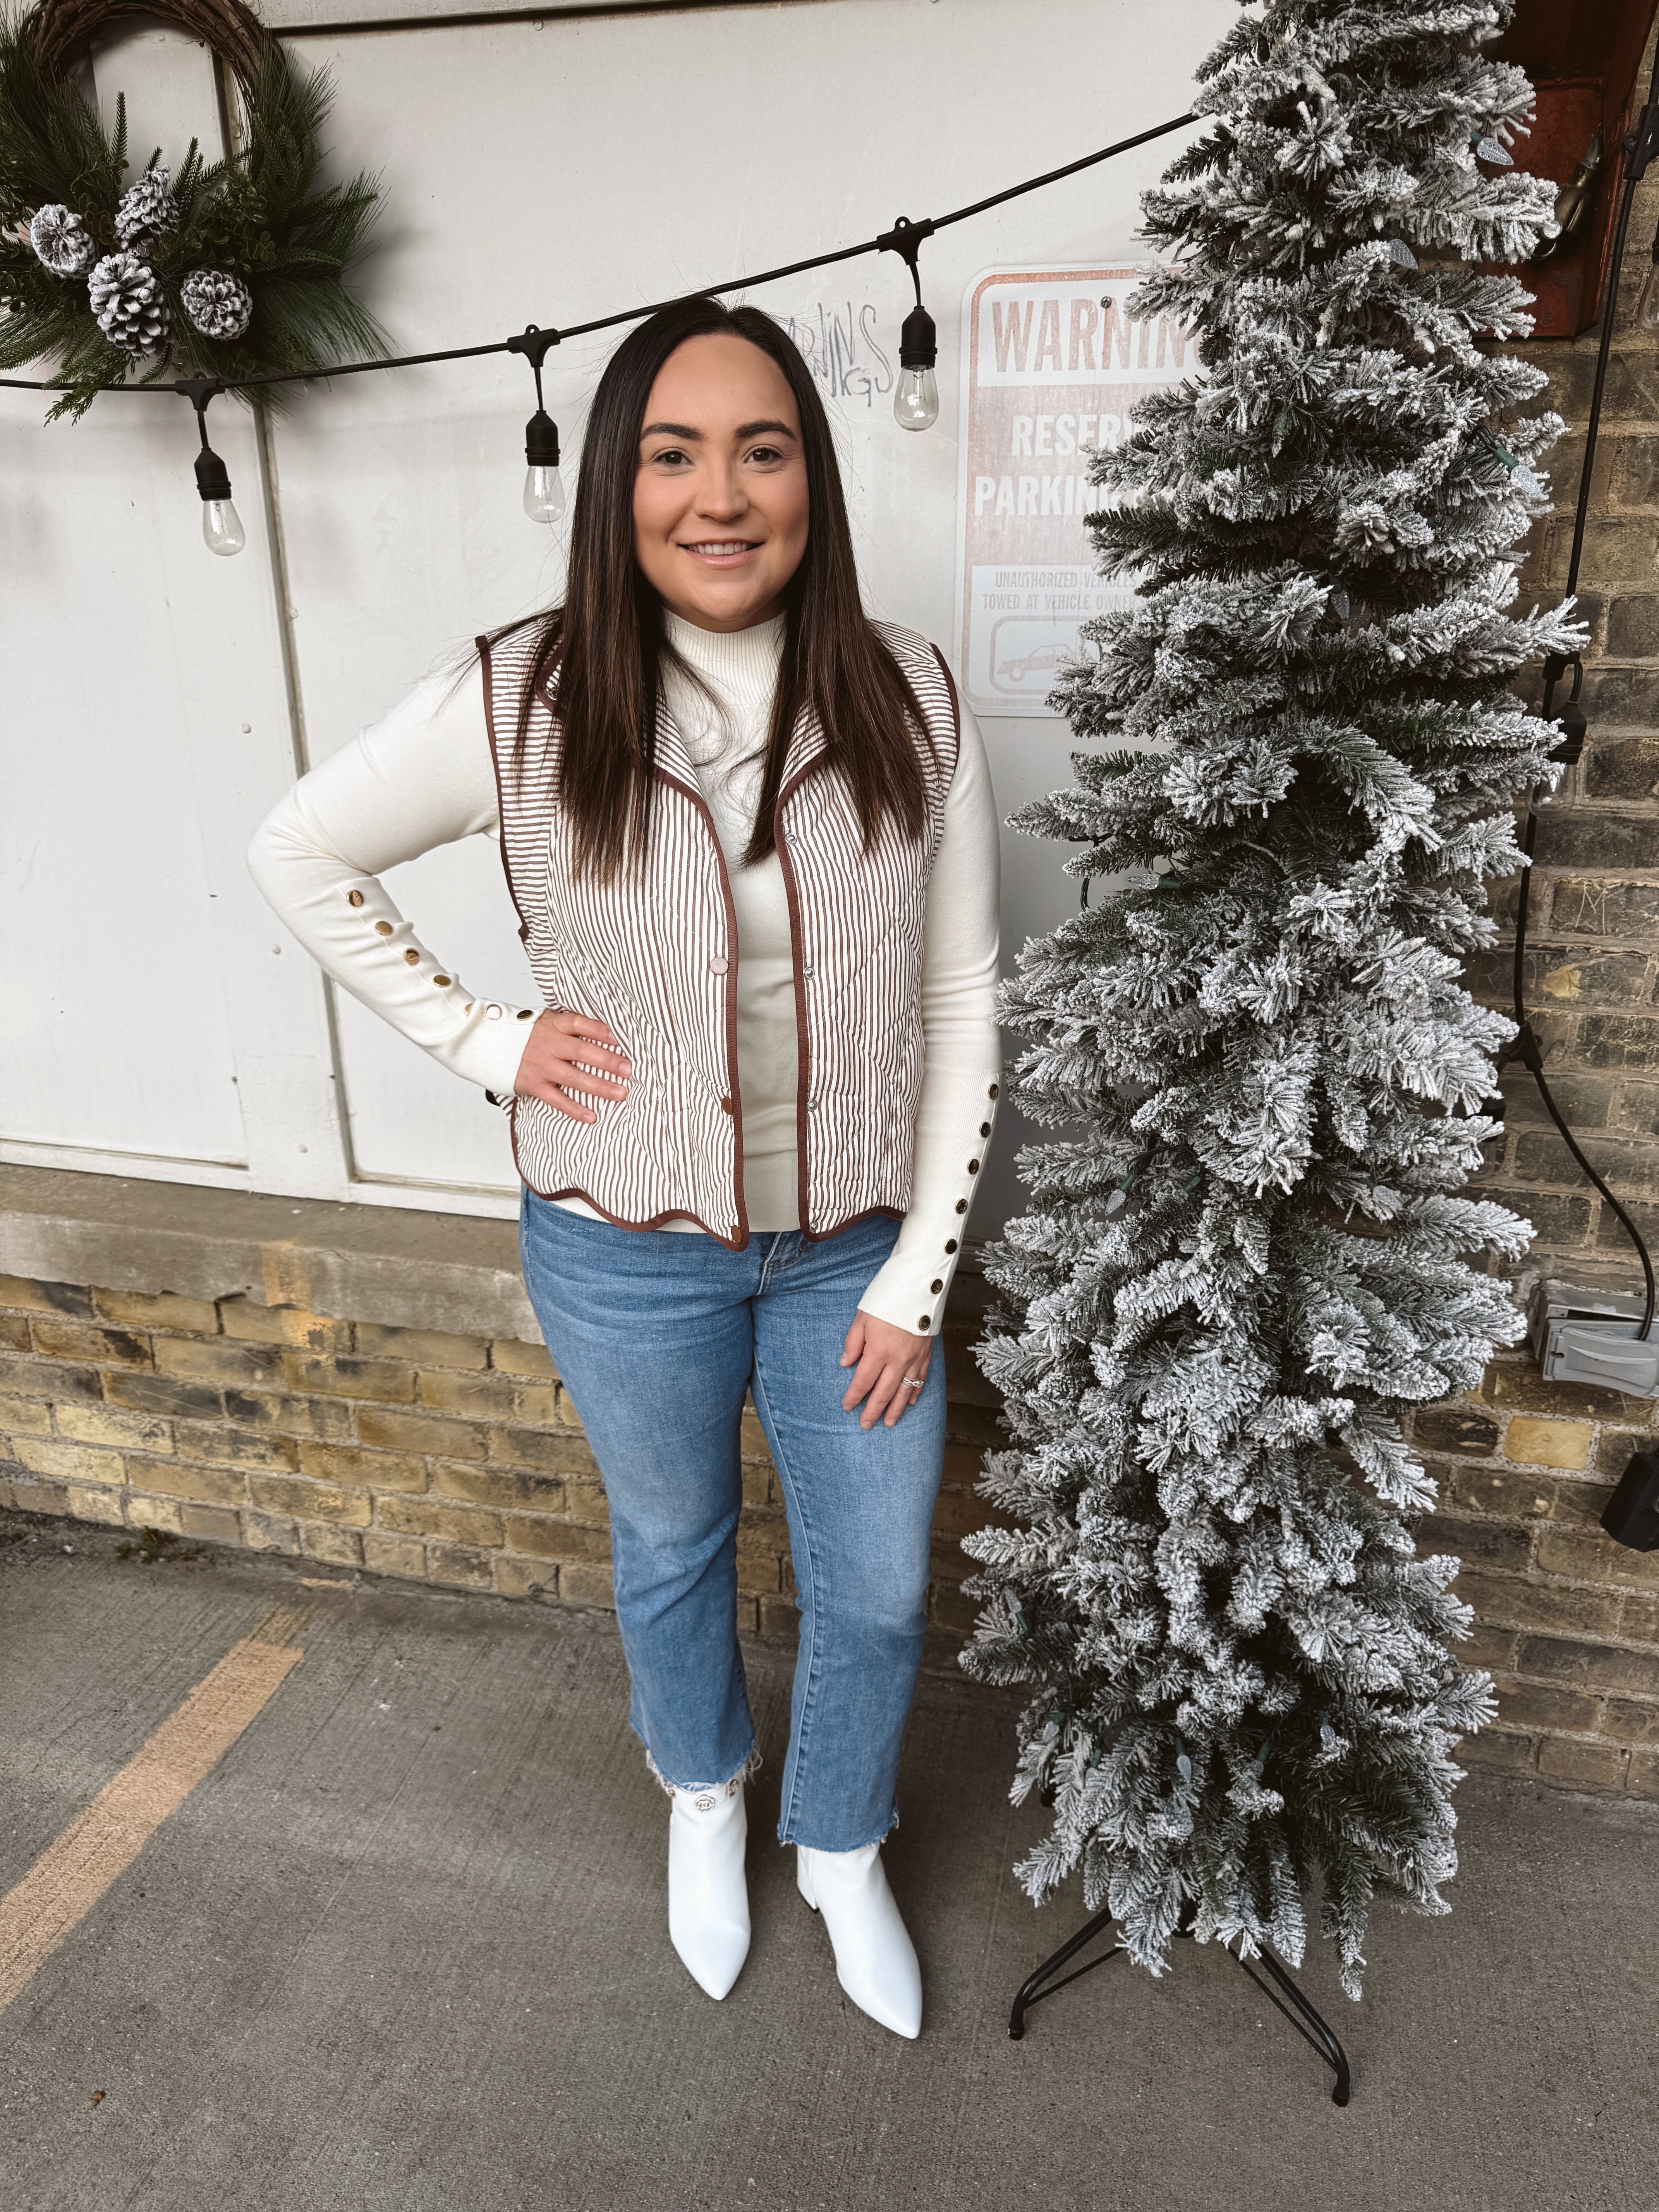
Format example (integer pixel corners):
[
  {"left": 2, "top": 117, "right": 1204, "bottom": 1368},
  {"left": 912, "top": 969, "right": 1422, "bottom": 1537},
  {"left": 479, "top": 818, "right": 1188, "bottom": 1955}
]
[
  {"left": 1602, "top": 1448, "right": 1659, "bottom": 1550},
  {"left": 194, "top": 445, "right": 233, "bottom": 503},
  {"left": 525, "top": 407, "right": 560, "bottom": 470},
  {"left": 899, "top": 303, "right": 937, "bottom": 371}
]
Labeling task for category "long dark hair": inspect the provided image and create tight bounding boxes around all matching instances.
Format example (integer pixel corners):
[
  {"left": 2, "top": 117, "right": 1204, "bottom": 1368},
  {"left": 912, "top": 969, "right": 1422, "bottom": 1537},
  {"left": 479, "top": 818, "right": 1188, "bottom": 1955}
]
[{"left": 510, "top": 295, "right": 931, "bottom": 881}]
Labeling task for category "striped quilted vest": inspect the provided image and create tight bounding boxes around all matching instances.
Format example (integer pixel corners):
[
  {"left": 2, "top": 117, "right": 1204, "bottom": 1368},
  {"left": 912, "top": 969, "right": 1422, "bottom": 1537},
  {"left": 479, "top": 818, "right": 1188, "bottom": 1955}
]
[{"left": 480, "top": 620, "right": 961, "bottom": 1248}]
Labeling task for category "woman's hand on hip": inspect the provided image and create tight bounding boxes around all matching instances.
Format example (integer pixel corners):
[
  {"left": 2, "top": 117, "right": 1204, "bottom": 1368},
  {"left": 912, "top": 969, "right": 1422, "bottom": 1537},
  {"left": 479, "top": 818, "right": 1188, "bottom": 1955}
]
[
  {"left": 840, "top": 1310, "right": 933, "bottom": 1430},
  {"left": 513, "top": 1008, "right": 631, "bottom": 1123}
]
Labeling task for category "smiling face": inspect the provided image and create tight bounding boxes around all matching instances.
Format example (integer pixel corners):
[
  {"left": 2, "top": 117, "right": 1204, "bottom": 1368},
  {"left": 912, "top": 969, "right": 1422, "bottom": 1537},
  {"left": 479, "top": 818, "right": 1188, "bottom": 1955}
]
[{"left": 632, "top": 332, "right": 811, "bottom": 633}]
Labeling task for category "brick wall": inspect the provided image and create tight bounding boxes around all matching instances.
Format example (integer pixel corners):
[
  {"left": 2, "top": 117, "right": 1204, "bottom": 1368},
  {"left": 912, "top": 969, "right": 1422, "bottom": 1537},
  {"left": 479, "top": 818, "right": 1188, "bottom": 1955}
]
[
  {"left": 1413, "top": 130, "right": 1659, "bottom": 1803},
  {"left": 0, "top": 1268, "right": 1000, "bottom": 1676}
]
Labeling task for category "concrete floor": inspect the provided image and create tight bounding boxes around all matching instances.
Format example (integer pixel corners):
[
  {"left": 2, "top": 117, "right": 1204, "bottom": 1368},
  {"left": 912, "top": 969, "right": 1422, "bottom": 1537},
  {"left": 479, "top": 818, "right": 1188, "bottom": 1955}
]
[{"left": 1, "top": 1514, "right": 1655, "bottom": 2212}]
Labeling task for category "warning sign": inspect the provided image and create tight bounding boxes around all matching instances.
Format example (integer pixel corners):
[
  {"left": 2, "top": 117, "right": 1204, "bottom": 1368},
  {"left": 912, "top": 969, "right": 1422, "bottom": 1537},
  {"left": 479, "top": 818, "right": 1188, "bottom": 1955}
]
[{"left": 954, "top": 266, "right": 1193, "bottom": 718}]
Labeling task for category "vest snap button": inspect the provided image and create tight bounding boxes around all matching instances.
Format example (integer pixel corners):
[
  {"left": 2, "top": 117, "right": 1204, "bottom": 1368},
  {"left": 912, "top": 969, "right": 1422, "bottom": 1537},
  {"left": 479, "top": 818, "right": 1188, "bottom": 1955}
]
[
  {"left": 968, "top": 1159, "right": 980, "bottom": 1173},
  {"left": 709, "top": 954, "right": 728, "bottom": 975},
  {"left": 955, "top": 1199, "right": 968, "bottom": 1214},
  {"left": 802, "top": 960, "right": 814, "bottom": 977},
  {"left": 930, "top": 1278, "right": 943, "bottom": 1293},
  {"left": 988, "top": 1083, "right": 999, "bottom": 1099},
  {"left": 806, "top": 1098, "right": 818, "bottom": 1113},
  {"left": 945, "top": 1239, "right": 958, "bottom": 1253},
  {"left": 979, "top": 1121, "right": 991, "bottom": 1137}
]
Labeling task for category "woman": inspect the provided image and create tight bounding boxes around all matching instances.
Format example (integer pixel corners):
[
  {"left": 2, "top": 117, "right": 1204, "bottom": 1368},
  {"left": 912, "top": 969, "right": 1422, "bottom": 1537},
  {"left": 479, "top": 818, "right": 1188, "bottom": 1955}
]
[{"left": 249, "top": 295, "right": 1000, "bottom": 2040}]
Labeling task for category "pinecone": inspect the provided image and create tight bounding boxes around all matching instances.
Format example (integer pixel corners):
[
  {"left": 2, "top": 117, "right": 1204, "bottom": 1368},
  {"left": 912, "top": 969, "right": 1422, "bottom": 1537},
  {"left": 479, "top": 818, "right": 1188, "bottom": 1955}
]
[
  {"left": 114, "top": 167, "right": 176, "bottom": 246},
  {"left": 181, "top": 268, "right": 253, "bottom": 342},
  {"left": 28, "top": 203, "right": 96, "bottom": 277},
  {"left": 88, "top": 252, "right": 170, "bottom": 354}
]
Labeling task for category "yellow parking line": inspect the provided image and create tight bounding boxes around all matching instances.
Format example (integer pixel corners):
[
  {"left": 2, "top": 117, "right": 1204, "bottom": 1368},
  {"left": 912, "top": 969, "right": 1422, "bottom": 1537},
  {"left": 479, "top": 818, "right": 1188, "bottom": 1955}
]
[{"left": 0, "top": 1605, "right": 307, "bottom": 2014}]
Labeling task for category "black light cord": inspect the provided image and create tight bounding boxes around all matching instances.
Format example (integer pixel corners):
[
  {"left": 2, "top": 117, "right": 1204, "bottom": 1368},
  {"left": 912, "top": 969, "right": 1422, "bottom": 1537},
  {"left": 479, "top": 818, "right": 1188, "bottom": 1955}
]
[
  {"left": 1506, "top": 52, "right": 1659, "bottom": 1341},
  {"left": 0, "top": 110, "right": 1195, "bottom": 402}
]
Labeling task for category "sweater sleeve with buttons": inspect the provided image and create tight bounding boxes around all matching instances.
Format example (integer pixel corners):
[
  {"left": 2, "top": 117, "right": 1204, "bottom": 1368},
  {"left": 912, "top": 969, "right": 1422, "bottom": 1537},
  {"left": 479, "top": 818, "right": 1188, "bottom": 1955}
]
[{"left": 246, "top": 642, "right": 1002, "bottom": 1336}]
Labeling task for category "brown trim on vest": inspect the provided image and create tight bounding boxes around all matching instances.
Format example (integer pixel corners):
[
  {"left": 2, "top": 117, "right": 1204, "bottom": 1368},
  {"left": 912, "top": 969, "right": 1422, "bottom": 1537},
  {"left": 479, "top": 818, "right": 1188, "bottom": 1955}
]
[{"left": 478, "top": 638, "right": 531, "bottom": 941}]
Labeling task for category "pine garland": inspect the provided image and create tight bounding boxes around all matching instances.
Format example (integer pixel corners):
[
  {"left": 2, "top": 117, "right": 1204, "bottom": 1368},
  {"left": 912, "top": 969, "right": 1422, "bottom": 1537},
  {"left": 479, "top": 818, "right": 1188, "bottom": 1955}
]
[
  {"left": 0, "top": 22, "right": 387, "bottom": 417},
  {"left": 962, "top": 0, "right": 1584, "bottom": 1999}
]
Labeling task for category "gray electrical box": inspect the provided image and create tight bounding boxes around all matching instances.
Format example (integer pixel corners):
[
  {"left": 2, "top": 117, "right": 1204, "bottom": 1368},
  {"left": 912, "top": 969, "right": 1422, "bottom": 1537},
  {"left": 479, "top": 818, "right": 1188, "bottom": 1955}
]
[{"left": 1527, "top": 1280, "right": 1659, "bottom": 1400}]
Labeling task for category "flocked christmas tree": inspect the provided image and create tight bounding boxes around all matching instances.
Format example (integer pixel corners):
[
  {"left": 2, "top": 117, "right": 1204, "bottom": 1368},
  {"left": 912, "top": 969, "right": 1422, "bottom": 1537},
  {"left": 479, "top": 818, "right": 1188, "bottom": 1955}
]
[{"left": 962, "top": 0, "right": 1584, "bottom": 1997}]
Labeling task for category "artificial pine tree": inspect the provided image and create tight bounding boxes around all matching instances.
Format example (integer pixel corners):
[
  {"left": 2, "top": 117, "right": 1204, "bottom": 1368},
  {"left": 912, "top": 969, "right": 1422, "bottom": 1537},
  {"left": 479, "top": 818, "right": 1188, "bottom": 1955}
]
[{"left": 963, "top": 0, "right": 1582, "bottom": 1999}]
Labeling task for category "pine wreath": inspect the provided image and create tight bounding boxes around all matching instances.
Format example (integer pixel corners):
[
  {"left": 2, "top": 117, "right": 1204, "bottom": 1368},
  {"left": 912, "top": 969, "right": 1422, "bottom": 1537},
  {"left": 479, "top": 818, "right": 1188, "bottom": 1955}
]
[{"left": 0, "top": 3, "right": 387, "bottom": 418}]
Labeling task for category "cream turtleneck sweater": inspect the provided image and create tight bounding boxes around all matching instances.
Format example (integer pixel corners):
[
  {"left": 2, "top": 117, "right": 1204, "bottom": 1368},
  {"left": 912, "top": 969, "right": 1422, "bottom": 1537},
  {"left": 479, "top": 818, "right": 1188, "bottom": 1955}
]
[{"left": 247, "top": 614, "right": 1001, "bottom": 1335}]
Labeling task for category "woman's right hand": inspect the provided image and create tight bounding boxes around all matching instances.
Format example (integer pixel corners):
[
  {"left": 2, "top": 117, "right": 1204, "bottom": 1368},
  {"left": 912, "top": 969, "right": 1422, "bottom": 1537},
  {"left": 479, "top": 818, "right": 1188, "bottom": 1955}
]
[{"left": 512, "top": 1008, "right": 631, "bottom": 1124}]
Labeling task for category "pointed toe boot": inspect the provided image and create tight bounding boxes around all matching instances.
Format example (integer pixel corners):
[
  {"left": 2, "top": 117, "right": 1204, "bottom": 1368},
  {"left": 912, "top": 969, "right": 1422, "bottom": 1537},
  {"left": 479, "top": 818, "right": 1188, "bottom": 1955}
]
[
  {"left": 667, "top": 1782, "right": 751, "bottom": 2000},
  {"left": 797, "top": 1841, "right": 922, "bottom": 2039}
]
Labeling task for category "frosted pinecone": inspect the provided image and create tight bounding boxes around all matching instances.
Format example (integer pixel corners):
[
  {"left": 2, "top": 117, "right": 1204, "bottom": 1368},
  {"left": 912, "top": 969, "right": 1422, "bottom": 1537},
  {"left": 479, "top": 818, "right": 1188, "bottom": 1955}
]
[
  {"left": 114, "top": 167, "right": 175, "bottom": 246},
  {"left": 88, "top": 252, "right": 170, "bottom": 353},
  {"left": 181, "top": 268, "right": 253, "bottom": 342},
  {"left": 28, "top": 203, "right": 97, "bottom": 277}
]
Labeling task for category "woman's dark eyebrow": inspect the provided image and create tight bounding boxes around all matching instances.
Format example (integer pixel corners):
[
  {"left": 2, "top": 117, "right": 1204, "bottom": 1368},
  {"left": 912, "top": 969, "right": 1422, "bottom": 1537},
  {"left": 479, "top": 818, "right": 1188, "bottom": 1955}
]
[{"left": 638, "top": 419, "right": 799, "bottom": 442}]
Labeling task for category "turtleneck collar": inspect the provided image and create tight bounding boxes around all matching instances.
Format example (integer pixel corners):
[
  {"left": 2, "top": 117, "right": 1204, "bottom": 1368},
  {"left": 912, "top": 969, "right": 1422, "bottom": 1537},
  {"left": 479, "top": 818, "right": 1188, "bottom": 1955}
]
[{"left": 663, "top": 609, "right": 786, "bottom": 703}]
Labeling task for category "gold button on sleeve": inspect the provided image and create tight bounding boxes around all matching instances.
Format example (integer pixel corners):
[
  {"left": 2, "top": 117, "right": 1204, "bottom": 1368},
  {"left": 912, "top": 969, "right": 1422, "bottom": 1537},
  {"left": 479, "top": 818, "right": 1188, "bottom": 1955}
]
[
  {"left": 403, "top": 949, "right": 420, "bottom": 966},
  {"left": 930, "top": 1278, "right": 943, "bottom": 1293},
  {"left": 346, "top": 889, "right": 364, "bottom": 907},
  {"left": 374, "top": 921, "right": 393, "bottom": 938},
  {"left": 433, "top": 975, "right": 451, "bottom": 988}
]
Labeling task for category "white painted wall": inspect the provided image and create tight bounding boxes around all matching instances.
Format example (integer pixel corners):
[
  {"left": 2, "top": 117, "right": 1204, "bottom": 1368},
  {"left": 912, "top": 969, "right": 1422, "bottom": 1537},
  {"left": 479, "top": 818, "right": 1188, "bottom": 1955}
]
[{"left": 2, "top": 0, "right": 1228, "bottom": 1233}]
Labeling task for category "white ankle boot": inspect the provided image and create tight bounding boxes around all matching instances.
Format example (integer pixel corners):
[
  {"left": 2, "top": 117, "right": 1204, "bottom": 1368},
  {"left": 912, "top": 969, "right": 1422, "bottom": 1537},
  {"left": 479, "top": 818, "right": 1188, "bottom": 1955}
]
[
  {"left": 797, "top": 1841, "right": 922, "bottom": 2039},
  {"left": 668, "top": 1782, "right": 750, "bottom": 2000}
]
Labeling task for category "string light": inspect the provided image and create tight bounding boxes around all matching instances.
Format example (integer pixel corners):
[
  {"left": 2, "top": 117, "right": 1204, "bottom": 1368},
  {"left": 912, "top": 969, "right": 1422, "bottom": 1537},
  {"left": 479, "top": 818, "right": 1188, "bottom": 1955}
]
[
  {"left": 507, "top": 324, "right": 565, "bottom": 525},
  {"left": 880, "top": 215, "right": 939, "bottom": 431},
  {"left": 178, "top": 375, "right": 245, "bottom": 556},
  {"left": 1, "top": 110, "right": 1200, "bottom": 549}
]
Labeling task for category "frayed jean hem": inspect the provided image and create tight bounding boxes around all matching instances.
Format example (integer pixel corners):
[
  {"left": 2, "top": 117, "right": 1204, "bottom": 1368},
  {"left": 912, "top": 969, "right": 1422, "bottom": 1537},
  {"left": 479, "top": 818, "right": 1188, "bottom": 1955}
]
[{"left": 641, "top": 1734, "right": 761, "bottom": 1799}]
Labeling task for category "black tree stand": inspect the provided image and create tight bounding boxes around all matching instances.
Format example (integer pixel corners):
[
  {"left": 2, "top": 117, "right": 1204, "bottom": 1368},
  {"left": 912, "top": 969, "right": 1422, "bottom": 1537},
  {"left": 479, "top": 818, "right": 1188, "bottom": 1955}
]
[{"left": 1008, "top": 1905, "right": 1352, "bottom": 2106}]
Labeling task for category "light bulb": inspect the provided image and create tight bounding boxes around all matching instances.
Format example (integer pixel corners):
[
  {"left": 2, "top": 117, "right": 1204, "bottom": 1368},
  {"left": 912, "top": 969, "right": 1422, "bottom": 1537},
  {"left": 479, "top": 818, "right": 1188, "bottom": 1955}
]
[
  {"left": 201, "top": 497, "right": 244, "bottom": 556},
  {"left": 523, "top": 463, "right": 566, "bottom": 524},
  {"left": 894, "top": 301, "right": 939, "bottom": 432},
  {"left": 893, "top": 365, "right": 939, "bottom": 431}
]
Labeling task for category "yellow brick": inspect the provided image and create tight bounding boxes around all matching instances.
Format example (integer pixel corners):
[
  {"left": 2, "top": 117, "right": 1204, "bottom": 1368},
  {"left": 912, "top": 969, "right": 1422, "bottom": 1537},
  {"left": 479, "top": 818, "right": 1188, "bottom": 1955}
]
[
  {"left": 219, "top": 1299, "right": 353, "bottom": 1351},
  {"left": 301, "top": 1522, "right": 364, "bottom": 1567},
  {"left": 741, "top": 1463, "right": 773, "bottom": 1507},
  {"left": 374, "top": 1495, "right": 503, "bottom": 1547},
  {"left": 494, "top": 1554, "right": 556, "bottom": 1601},
  {"left": 559, "top": 1561, "right": 615, "bottom": 1609},
  {"left": 564, "top": 1481, "right": 611, "bottom": 1527},
  {"left": 245, "top": 1511, "right": 302, "bottom": 1554},
  {"left": 426, "top": 1542, "right": 495, "bottom": 1590},
  {"left": 1537, "top": 1736, "right": 1628, "bottom": 1790},
  {"left": 67, "top": 1485, "right": 126, "bottom": 1525},
  {"left": 94, "top": 1287, "right": 220, "bottom": 1334},
  {"left": 57, "top": 1403, "right": 173, "bottom": 1453},
  {"left": 433, "top": 1462, "right": 565, "bottom": 1513},
  {"left": 32, "top": 1320, "right": 151, "bottom": 1366},
  {"left": 1504, "top": 1417, "right": 1593, "bottom": 1471},
  {"left": 0, "top": 1393, "right": 55, "bottom": 1438},
  {"left": 296, "top": 1441, "right": 429, "bottom": 1494},
  {"left": 416, "top": 1370, "right": 559, "bottom": 1423},
  {"left": 357, "top": 1321, "right": 489, "bottom": 1370},
  {"left": 16, "top": 1436, "right": 126, "bottom": 1485},
  {"left": 363, "top": 1530, "right": 426, "bottom": 1580},
  {"left": 0, "top": 1274, "right": 93, "bottom": 1317},
  {"left": 281, "top": 1353, "right": 416, "bottom": 1403},
  {"left": 155, "top": 1337, "right": 278, "bottom": 1385},
  {"left": 737, "top": 1556, "right": 781, "bottom": 1595},
  {"left": 180, "top": 1504, "right": 243, "bottom": 1544},
  {"left": 505, "top": 1516, "right": 611, "bottom": 1563},
  {"left": 357, "top": 1406, "right": 488, "bottom": 1460},
  {"left": 486, "top": 1425, "right": 597, "bottom": 1477},
  {"left": 249, "top": 1474, "right": 373, "bottom": 1526},
  {"left": 489, "top": 1336, "right": 556, "bottom": 1379},
  {"left": 127, "top": 1494, "right": 185, "bottom": 1535},
  {"left": 175, "top": 1423, "right": 299, "bottom": 1473},
  {"left": 126, "top": 1456, "right": 246, "bottom": 1508}
]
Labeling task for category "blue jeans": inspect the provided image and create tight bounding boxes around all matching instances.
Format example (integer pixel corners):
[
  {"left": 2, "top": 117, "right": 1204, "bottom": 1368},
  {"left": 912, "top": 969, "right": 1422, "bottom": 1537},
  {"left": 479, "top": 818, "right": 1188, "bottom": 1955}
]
[{"left": 518, "top": 1195, "right": 946, "bottom": 1850}]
